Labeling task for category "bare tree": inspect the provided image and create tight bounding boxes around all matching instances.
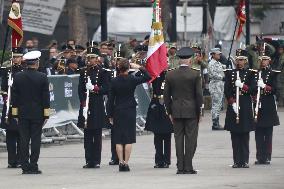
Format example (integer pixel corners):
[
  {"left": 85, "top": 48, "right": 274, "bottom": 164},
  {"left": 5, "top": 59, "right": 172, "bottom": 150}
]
[
  {"left": 161, "top": 0, "right": 171, "bottom": 41},
  {"left": 67, "top": 0, "right": 88, "bottom": 45}
]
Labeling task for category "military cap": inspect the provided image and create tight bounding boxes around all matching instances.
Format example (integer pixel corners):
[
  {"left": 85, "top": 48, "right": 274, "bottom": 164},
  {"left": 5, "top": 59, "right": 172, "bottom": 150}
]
[
  {"left": 134, "top": 45, "right": 148, "bottom": 53},
  {"left": 23, "top": 50, "right": 41, "bottom": 65},
  {"left": 176, "top": 47, "right": 194, "bottom": 59},
  {"left": 210, "top": 48, "right": 222, "bottom": 55},
  {"left": 235, "top": 49, "right": 248, "bottom": 60},
  {"left": 12, "top": 47, "right": 24, "bottom": 57},
  {"left": 144, "top": 34, "right": 150, "bottom": 41},
  {"left": 86, "top": 47, "right": 101, "bottom": 57},
  {"left": 66, "top": 58, "right": 78, "bottom": 65},
  {"left": 75, "top": 45, "right": 85, "bottom": 51},
  {"left": 259, "top": 49, "right": 271, "bottom": 60},
  {"left": 61, "top": 44, "right": 74, "bottom": 51}
]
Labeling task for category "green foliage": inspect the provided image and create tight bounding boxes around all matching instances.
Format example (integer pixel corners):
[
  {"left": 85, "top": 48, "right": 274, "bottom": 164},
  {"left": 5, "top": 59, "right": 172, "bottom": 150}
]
[{"left": 0, "top": 50, "right": 11, "bottom": 62}]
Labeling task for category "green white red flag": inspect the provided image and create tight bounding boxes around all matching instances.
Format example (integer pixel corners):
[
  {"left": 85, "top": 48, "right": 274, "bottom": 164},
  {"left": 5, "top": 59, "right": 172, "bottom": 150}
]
[
  {"left": 145, "top": 0, "right": 168, "bottom": 82},
  {"left": 8, "top": 0, "right": 23, "bottom": 47}
]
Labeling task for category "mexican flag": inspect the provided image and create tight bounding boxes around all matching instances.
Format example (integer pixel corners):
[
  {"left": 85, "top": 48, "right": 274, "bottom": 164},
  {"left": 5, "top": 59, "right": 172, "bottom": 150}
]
[
  {"left": 145, "top": 0, "right": 168, "bottom": 82},
  {"left": 8, "top": 0, "right": 23, "bottom": 47}
]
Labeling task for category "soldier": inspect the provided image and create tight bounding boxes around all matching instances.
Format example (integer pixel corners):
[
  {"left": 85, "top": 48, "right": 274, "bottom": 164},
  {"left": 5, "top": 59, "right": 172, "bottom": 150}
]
[
  {"left": 121, "top": 37, "right": 138, "bottom": 59},
  {"left": 66, "top": 57, "right": 80, "bottom": 75},
  {"left": 254, "top": 51, "right": 280, "bottom": 165},
  {"left": 78, "top": 46, "right": 110, "bottom": 168},
  {"left": 145, "top": 71, "right": 173, "bottom": 168},
  {"left": 208, "top": 48, "right": 225, "bottom": 130},
  {"left": 274, "top": 44, "right": 284, "bottom": 106},
  {"left": 11, "top": 50, "right": 50, "bottom": 174},
  {"left": 0, "top": 47, "right": 25, "bottom": 168},
  {"left": 224, "top": 49, "right": 257, "bottom": 168},
  {"left": 164, "top": 47, "right": 203, "bottom": 174},
  {"left": 167, "top": 43, "right": 179, "bottom": 69}
]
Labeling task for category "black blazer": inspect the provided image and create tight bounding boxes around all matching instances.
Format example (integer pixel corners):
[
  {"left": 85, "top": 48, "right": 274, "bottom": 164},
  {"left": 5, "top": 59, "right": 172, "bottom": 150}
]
[
  {"left": 11, "top": 68, "right": 50, "bottom": 120},
  {"left": 107, "top": 68, "right": 151, "bottom": 117}
]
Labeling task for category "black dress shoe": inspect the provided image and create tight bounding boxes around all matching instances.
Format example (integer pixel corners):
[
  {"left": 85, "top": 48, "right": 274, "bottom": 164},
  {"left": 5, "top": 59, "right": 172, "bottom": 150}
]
[
  {"left": 184, "top": 170, "right": 197, "bottom": 174},
  {"left": 212, "top": 127, "right": 224, "bottom": 131},
  {"left": 94, "top": 164, "right": 100, "bottom": 168},
  {"left": 232, "top": 163, "right": 241, "bottom": 168},
  {"left": 154, "top": 164, "right": 164, "bottom": 168},
  {"left": 22, "top": 170, "right": 31, "bottom": 174},
  {"left": 176, "top": 170, "right": 184, "bottom": 174},
  {"left": 30, "top": 169, "right": 42, "bottom": 174},
  {"left": 119, "top": 163, "right": 125, "bottom": 172},
  {"left": 8, "top": 164, "right": 18, "bottom": 168},
  {"left": 83, "top": 164, "right": 94, "bottom": 168},
  {"left": 109, "top": 160, "right": 119, "bottom": 165},
  {"left": 242, "top": 163, "right": 249, "bottom": 168},
  {"left": 163, "top": 164, "right": 169, "bottom": 168},
  {"left": 124, "top": 164, "right": 130, "bottom": 172}
]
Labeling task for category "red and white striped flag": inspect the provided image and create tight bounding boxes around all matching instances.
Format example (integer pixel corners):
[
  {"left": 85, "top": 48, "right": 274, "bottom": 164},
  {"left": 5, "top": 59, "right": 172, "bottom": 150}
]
[
  {"left": 8, "top": 0, "right": 23, "bottom": 47},
  {"left": 145, "top": 0, "right": 168, "bottom": 82}
]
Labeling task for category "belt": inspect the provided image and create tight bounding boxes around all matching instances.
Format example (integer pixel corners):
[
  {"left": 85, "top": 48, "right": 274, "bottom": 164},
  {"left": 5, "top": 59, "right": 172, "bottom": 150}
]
[{"left": 153, "top": 94, "right": 163, "bottom": 99}]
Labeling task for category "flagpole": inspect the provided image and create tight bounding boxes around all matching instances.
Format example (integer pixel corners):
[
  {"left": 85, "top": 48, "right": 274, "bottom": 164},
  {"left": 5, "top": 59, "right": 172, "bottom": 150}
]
[
  {"left": 227, "top": 17, "right": 239, "bottom": 65},
  {"left": 1, "top": 26, "right": 10, "bottom": 67}
]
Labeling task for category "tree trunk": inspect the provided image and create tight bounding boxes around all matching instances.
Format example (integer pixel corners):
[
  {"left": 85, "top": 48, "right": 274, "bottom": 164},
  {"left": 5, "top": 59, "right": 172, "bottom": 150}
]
[
  {"left": 68, "top": 0, "right": 88, "bottom": 46},
  {"left": 161, "top": 0, "right": 171, "bottom": 41},
  {"left": 208, "top": 0, "right": 217, "bottom": 22}
]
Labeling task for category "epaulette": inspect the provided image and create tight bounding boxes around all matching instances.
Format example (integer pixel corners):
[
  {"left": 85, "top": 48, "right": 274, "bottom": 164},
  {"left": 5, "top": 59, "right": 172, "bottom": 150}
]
[
  {"left": 191, "top": 67, "right": 200, "bottom": 71},
  {"left": 166, "top": 67, "right": 177, "bottom": 72},
  {"left": 249, "top": 69, "right": 258, "bottom": 72},
  {"left": 0, "top": 90, "right": 8, "bottom": 95},
  {"left": 101, "top": 68, "right": 112, "bottom": 72},
  {"left": 272, "top": 70, "right": 281, "bottom": 73},
  {"left": 223, "top": 69, "right": 232, "bottom": 72}
]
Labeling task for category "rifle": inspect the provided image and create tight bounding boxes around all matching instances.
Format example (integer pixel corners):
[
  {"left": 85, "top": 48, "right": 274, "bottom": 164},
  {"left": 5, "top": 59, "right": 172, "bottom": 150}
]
[
  {"left": 254, "top": 71, "right": 262, "bottom": 122},
  {"left": 83, "top": 76, "right": 91, "bottom": 128},
  {"left": 5, "top": 50, "right": 14, "bottom": 123},
  {"left": 236, "top": 70, "right": 240, "bottom": 124}
]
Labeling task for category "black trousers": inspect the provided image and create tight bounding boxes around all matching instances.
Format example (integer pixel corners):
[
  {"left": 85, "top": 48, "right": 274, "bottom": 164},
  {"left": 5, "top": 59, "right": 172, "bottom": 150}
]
[
  {"left": 19, "top": 119, "right": 43, "bottom": 171},
  {"left": 110, "top": 128, "right": 119, "bottom": 162},
  {"left": 84, "top": 128, "right": 102, "bottom": 165},
  {"left": 255, "top": 127, "right": 273, "bottom": 162},
  {"left": 230, "top": 132, "right": 250, "bottom": 165},
  {"left": 6, "top": 130, "right": 20, "bottom": 166},
  {"left": 154, "top": 133, "right": 171, "bottom": 165}
]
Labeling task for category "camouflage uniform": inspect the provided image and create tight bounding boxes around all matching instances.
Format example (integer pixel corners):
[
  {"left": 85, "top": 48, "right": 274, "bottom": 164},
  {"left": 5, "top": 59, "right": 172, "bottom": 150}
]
[
  {"left": 275, "top": 53, "right": 284, "bottom": 106},
  {"left": 208, "top": 58, "right": 225, "bottom": 128},
  {"left": 168, "top": 54, "right": 179, "bottom": 69}
]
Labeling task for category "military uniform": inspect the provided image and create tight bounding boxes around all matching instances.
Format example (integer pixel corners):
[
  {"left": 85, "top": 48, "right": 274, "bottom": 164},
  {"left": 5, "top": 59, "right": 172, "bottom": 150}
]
[
  {"left": 78, "top": 47, "right": 110, "bottom": 168},
  {"left": 11, "top": 51, "right": 50, "bottom": 174},
  {"left": 145, "top": 71, "right": 173, "bottom": 168},
  {"left": 164, "top": 47, "right": 203, "bottom": 174},
  {"left": 254, "top": 53, "right": 280, "bottom": 164},
  {"left": 0, "top": 47, "right": 24, "bottom": 168},
  {"left": 208, "top": 48, "right": 225, "bottom": 130},
  {"left": 224, "top": 49, "right": 257, "bottom": 168}
]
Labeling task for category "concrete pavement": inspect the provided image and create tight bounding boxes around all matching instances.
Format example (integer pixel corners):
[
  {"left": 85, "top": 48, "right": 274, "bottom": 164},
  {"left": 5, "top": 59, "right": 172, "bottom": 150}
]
[{"left": 0, "top": 110, "right": 283, "bottom": 189}]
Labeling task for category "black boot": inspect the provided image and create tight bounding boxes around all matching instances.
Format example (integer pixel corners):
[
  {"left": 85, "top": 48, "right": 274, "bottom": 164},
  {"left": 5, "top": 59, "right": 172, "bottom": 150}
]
[{"left": 212, "top": 118, "right": 224, "bottom": 130}]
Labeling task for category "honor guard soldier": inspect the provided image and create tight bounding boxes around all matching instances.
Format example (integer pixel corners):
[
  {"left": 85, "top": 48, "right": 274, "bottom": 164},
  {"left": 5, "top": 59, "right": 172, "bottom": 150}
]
[
  {"left": 254, "top": 50, "right": 280, "bottom": 165},
  {"left": 208, "top": 48, "right": 225, "bottom": 130},
  {"left": 224, "top": 49, "right": 257, "bottom": 168},
  {"left": 11, "top": 50, "right": 50, "bottom": 174},
  {"left": 0, "top": 47, "right": 25, "bottom": 168},
  {"left": 78, "top": 46, "right": 110, "bottom": 168},
  {"left": 145, "top": 71, "right": 173, "bottom": 168}
]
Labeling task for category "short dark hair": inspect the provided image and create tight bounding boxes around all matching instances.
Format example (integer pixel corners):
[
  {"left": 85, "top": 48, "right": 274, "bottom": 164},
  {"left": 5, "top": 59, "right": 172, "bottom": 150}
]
[{"left": 118, "top": 58, "right": 129, "bottom": 72}]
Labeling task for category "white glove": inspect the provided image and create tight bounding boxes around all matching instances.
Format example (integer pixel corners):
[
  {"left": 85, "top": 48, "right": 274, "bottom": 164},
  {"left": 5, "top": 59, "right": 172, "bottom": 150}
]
[
  {"left": 86, "top": 81, "right": 94, "bottom": 91},
  {"left": 235, "top": 79, "right": 244, "bottom": 88},
  {"left": 232, "top": 103, "right": 238, "bottom": 114},
  {"left": 83, "top": 107, "right": 88, "bottom": 118},
  {"left": 8, "top": 79, "right": 13, "bottom": 87},
  {"left": 257, "top": 79, "right": 266, "bottom": 89}
]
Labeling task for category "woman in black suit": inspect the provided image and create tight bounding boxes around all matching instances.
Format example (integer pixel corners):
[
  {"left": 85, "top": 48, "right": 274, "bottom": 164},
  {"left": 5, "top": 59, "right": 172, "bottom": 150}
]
[{"left": 107, "top": 58, "right": 151, "bottom": 172}]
